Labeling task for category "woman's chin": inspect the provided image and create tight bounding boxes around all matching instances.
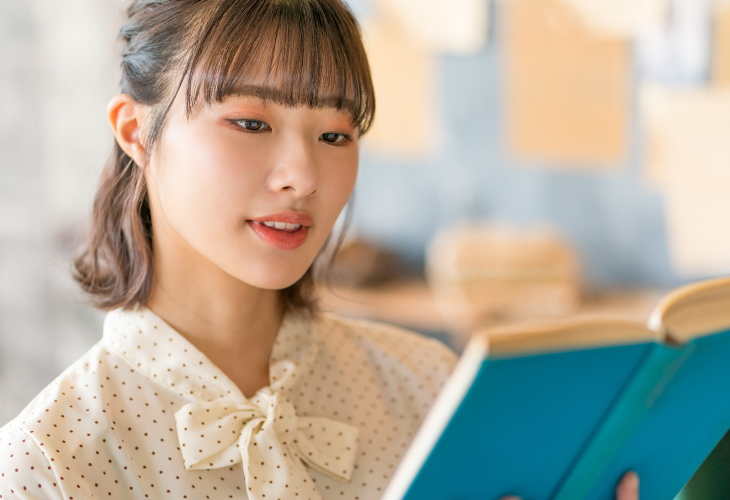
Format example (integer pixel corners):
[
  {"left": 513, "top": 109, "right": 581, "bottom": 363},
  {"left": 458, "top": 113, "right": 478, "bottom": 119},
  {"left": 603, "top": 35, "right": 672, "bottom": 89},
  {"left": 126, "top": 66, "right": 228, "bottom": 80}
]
[{"left": 232, "top": 266, "right": 311, "bottom": 291}]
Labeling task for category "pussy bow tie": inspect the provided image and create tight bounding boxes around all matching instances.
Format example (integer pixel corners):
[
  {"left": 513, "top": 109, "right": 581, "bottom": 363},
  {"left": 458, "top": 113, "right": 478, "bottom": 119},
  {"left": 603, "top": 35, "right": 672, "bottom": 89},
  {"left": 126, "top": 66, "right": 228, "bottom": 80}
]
[{"left": 175, "top": 389, "right": 359, "bottom": 500}]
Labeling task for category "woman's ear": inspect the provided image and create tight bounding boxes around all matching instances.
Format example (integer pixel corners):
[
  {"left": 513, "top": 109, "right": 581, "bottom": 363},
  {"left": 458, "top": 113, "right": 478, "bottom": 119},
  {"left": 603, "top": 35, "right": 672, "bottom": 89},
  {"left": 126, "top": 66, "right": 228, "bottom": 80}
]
[{"left": 108, "top": 94, "right": 147, "bottom": 166}]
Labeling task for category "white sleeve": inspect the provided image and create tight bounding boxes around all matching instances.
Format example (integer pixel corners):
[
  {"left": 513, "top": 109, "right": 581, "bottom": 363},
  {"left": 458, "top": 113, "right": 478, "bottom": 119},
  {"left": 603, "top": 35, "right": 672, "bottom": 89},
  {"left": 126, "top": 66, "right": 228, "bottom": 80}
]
[{"left": 0, "top": 421, "right": 64, "bottom": 500}]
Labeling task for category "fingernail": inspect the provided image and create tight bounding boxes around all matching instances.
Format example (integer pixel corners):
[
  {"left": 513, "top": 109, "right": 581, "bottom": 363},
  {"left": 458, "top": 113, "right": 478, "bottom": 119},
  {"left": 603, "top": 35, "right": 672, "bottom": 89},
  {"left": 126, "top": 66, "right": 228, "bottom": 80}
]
[{"left": 624, "top": 471, "right": 639, "bottom": 491}]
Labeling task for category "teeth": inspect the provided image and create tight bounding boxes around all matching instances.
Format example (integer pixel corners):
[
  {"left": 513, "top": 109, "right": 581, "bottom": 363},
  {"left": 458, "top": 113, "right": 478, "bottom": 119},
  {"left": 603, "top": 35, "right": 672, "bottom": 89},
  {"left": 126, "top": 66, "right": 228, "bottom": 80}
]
[{"left": 260, "top": 221, "right": 303, "bottom": 230}]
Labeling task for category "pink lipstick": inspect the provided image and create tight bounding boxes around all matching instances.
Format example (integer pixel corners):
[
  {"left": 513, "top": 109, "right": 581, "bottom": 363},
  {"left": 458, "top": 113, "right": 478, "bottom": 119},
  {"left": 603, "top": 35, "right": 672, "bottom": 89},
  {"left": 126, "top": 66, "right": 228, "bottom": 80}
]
[{"left": 246, "top": 211, "right": 313, "bottom": 250}]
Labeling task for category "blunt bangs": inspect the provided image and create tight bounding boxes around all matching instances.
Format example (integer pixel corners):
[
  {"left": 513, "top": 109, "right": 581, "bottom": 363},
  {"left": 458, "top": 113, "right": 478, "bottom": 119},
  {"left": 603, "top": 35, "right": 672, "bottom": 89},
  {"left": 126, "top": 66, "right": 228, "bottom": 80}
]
[{"left": 183, "top": 0, "right": 375, "bottom": 134}]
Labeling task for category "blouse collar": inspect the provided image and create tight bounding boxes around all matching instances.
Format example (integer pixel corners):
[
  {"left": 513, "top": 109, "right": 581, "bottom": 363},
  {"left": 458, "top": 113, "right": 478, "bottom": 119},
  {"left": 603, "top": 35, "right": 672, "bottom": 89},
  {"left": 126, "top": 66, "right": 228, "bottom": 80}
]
[{"left": 101, "top": 305, "right": 317, "bottom": 403}]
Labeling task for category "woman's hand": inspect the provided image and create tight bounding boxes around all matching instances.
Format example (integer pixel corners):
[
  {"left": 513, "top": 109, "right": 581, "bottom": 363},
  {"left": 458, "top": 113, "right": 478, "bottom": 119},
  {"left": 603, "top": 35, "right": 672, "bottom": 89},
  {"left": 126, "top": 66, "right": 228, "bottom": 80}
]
[{"left": 498, "top": 471, "right": 639, "bottom": 500}]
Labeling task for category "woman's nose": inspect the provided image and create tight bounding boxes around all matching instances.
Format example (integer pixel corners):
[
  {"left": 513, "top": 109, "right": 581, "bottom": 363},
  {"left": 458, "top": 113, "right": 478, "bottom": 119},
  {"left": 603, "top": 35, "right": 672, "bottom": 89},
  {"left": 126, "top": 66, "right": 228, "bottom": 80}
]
[{"left": 266, "top": 136, "right": 319, "bottom": 199}]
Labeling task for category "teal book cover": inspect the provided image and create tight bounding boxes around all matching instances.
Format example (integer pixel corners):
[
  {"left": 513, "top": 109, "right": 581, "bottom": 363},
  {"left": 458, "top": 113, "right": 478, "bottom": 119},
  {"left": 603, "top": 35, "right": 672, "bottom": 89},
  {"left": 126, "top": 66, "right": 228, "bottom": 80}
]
[{"left": 382, "top": 277, "right": 730, "bottom": 500}]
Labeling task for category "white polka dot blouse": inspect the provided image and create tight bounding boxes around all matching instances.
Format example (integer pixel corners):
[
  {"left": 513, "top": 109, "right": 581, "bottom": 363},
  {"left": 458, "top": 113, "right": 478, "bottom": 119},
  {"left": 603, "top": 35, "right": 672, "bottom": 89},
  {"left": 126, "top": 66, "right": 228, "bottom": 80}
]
[{"left": 0, "top": 306, "right": 457, "bottom": 499}]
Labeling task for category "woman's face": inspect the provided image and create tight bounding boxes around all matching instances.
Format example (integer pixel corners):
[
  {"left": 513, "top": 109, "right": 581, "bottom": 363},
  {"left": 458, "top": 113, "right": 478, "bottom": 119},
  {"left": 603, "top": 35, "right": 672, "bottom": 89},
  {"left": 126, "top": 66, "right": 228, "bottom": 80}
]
[{"left": 145, "top": 89, "right": 359, "bottom": 290}]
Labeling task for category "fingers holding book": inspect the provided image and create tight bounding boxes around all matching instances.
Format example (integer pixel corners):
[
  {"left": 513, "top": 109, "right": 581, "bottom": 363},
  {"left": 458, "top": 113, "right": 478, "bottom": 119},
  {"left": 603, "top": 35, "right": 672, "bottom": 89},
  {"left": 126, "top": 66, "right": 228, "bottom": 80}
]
[{"left": 497, "top": 470, "right": 640, "bottom": 500}]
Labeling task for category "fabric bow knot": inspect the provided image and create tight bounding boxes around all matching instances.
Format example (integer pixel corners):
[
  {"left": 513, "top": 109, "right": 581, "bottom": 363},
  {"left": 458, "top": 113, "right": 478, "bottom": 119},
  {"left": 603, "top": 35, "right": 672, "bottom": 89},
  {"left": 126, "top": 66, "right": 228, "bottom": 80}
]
[{"left": 175, "top": 390, "right": 359, "bottom": 500}]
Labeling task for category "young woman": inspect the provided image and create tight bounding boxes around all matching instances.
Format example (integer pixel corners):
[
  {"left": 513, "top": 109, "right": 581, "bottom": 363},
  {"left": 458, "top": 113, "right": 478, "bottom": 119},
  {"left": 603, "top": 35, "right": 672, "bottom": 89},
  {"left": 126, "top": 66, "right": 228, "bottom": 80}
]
[{"left": 0, "top": 1, "right": 638, "bottom": 499}]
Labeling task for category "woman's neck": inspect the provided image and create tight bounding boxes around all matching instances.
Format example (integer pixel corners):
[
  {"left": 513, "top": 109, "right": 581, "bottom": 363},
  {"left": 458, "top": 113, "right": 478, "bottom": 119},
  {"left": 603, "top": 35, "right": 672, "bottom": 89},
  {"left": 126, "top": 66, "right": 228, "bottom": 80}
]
[{"left": 146, "top": 241, "right": 284, "bottom": 399}]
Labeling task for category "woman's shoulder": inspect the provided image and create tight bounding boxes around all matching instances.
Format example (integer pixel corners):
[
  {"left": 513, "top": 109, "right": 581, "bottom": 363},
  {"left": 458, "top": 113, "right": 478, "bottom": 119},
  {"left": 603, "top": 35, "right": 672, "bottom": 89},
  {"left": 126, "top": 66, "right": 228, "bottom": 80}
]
[
  {"left": 0, "top": 420, "right": 63, "bottom": 499},
  {"left": 11, "top": 341, "right": 110, "bottom": 415},
  {"left": 313, "top": 312, "right": 459, "bottom": 389},
  {"left": 316, "top": 312, "right": 457, "bottom": 360},
  {"left": 1, "top": 339, "right": 123, "bottom": 452},
  {"left": 0, "top": 345, "right": 104, "bottom": 500}
]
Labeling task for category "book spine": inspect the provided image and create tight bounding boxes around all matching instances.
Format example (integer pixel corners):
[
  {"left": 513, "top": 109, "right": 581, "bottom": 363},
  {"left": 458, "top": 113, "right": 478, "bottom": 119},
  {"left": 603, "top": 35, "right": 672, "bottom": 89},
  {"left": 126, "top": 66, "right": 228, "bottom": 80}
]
[{"left": 550, "top": 343, "right": 694, "bottom": 500}]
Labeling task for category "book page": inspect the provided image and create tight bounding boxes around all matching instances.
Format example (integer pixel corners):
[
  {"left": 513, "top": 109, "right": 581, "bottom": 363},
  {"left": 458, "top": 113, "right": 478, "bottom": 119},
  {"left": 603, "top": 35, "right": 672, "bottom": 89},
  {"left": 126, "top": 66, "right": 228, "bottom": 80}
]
[
  {"left": 503, "top": 0, "right": 630, "bottom": 167},
  {"left": 360, "top": 11, "right": 438, "bottom": 160},
  {"left": 649, "top": 89, "right": 730, "bottom": 276}
]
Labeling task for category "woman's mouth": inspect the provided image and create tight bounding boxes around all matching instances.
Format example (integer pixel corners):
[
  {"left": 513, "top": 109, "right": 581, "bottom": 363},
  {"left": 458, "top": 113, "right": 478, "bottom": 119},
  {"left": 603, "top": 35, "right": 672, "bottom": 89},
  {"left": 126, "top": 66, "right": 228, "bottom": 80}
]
[
  {"left": 246, "top": 215, "right": 311, "bottom": 250},
  {"left": 260, "top": 221, "right": 303, "bottom": 231}
]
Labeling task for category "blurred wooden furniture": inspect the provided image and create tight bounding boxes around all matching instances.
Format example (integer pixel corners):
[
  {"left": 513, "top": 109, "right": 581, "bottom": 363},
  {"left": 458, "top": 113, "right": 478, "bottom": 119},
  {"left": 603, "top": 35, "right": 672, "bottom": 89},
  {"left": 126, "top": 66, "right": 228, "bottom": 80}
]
[
  {"left": 317, "top": 279, "right": 666, "bottom": 350},
  {"left": 426, "top": 223, "right": 582, "bottom": 331}
]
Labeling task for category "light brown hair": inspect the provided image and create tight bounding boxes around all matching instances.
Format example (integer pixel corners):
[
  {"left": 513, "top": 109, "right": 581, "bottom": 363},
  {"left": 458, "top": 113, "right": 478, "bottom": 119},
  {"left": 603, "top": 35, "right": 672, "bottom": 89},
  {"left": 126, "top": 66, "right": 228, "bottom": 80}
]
[{"left": 73, "top": 0, "right": 375, "bottom": 312}]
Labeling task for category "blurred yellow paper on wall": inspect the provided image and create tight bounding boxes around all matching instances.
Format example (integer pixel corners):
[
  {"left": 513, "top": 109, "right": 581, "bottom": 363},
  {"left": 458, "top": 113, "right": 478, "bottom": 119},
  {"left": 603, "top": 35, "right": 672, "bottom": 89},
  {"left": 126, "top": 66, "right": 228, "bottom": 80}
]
[
  {"left": 361, "top": 11, "right": 438, "bottom": 160},
  {"left": 504, "top": 0, "right": 630, "bottom": 168},
  {"left": 381, "top": 0, "right": 489, "bottom": 55},
  {"left": 640, "top": 84, "right": 671, "bottom": 187},
  {"left": 646, "top": 88, "right": 730, "bottom": 276},
  {"left": 560, "top": 0, "right": 668, "bottom": 37},
  {"left": 713, "top": 1, "right": 730, "bottom": 85}
]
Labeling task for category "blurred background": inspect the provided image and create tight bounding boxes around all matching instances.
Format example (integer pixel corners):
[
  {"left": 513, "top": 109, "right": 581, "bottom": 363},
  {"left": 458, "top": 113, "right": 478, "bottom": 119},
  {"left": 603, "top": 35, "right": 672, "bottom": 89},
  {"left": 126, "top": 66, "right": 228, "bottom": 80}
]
[{"left": 1, "top": 0, "right": 729, "bottom": 426}]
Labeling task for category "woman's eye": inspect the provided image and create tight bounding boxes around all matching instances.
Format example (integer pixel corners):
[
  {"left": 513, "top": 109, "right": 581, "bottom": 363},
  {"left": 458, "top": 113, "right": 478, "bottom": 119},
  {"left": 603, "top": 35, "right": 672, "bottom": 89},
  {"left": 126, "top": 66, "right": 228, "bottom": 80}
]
[
  {"left": 320, "top": 132, "right": 349, "bottom": 145},
  {"left": 236, "top": 119, "right": 269, "bottom": 132}
]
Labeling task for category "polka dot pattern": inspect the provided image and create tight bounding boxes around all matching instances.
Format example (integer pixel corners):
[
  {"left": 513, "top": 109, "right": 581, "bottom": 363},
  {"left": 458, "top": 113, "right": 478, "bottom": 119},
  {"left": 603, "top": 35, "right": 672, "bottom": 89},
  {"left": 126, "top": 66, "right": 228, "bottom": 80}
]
[
  {"left": 175, "top": 390, "right": 359, "bottom": 500},
  {"left": 0, "top": 423, "right": 60, "bottom": 499},
  {"left": 0, "top": 306, "right": 457, "bottom": 499}
]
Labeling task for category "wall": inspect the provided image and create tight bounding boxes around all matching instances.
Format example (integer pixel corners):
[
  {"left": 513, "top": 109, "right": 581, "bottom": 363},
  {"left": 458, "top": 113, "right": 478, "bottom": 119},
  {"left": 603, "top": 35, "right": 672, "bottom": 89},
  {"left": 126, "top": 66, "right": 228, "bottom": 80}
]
[{"left": 351, "top": 0, "right": 684, "bottom": 289}]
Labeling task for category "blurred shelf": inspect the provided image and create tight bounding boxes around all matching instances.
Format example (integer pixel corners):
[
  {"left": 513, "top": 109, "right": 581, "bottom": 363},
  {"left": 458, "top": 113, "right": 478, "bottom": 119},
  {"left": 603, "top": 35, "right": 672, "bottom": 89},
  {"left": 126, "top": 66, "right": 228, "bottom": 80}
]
[
  {"left": 318, "top": 280, "right": 450, "bottom": 333},
  {"left": 317, "top": 280, "right": 668, "bottom": 348}
]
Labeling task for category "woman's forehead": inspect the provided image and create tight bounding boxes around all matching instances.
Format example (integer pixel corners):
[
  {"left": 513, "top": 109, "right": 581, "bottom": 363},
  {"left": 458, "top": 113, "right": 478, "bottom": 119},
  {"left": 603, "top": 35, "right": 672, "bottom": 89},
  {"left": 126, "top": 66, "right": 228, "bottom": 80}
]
[{"left": 172, "top": 0, "right": 374, "bottom": 133}]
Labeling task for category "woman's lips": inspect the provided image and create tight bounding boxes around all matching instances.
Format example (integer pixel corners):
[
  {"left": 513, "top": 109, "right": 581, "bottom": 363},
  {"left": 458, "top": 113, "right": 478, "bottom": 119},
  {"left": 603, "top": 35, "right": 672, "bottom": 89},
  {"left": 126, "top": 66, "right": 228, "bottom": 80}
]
[
  {"left": 248, "top": 211, "right": 314, "bottom": 227},
  {"left": 247, "top": 220, "right": 309, "bottom": 250}
]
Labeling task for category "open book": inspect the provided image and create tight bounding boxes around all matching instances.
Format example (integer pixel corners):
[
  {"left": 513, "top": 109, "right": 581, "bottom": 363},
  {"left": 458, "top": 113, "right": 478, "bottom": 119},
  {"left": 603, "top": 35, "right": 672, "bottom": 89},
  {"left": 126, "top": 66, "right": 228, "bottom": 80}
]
[{"left": 382, "top": 276, "right": 730, "bottom": 500}]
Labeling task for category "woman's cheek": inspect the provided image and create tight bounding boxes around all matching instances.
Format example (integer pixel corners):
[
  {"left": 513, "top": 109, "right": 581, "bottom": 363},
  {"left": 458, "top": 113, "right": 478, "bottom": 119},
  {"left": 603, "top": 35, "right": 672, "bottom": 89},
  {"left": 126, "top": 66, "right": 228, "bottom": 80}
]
[
  {"left": 156, "top": 133, "right": 251, "bottom": 243},
  {"left": 327, "top": 153, "right": 358, "bottom": 212}
]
